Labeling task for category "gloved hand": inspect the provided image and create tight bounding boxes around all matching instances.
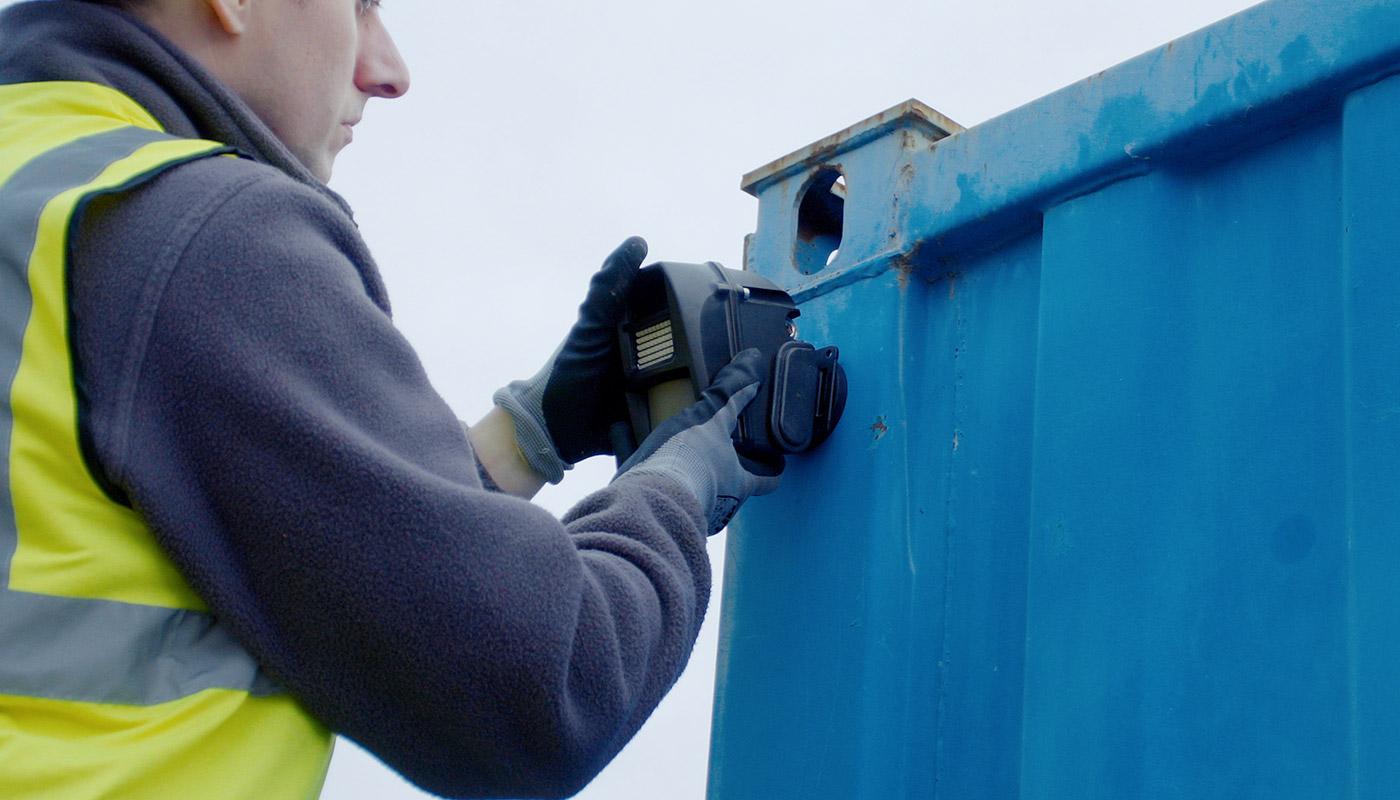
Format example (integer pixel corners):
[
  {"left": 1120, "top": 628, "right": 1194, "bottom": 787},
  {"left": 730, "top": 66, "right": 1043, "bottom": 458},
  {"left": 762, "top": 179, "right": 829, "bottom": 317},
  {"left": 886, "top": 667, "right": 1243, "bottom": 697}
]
[
  {"left": 493, "top": 237, "right": 648, "bottom": 483},
  {"left": 614, "top": 349, "right": 783, "bottom": 535}
]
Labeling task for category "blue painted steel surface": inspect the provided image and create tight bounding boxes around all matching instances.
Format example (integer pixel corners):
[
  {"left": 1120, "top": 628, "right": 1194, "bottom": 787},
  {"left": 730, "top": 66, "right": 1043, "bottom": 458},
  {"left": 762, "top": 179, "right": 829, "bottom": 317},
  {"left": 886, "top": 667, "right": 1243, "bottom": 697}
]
[{"left": 709, "top": 1, "right": 1400, "bottom": 797}]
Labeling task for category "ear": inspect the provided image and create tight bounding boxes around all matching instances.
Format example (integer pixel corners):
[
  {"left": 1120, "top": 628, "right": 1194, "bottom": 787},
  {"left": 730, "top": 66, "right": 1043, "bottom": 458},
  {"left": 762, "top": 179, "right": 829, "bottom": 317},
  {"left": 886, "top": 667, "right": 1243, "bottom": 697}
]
[{"left": 203, "top": 0, "right": 252, "bottom": 35}]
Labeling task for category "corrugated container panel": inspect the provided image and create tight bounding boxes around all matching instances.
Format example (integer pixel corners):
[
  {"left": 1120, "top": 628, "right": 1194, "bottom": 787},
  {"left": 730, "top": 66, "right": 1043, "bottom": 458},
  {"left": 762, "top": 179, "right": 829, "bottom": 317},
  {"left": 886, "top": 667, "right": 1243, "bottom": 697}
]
[{"left": 709, "top": 1, "right": 1400, "bottom": 797}]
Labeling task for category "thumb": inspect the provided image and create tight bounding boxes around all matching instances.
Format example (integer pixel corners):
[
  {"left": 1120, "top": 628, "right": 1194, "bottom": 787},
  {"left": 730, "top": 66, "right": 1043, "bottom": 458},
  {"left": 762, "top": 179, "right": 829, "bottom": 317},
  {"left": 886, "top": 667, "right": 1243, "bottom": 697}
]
[{"left": 587, "top": 236, "right": 647, "bottom": 310}]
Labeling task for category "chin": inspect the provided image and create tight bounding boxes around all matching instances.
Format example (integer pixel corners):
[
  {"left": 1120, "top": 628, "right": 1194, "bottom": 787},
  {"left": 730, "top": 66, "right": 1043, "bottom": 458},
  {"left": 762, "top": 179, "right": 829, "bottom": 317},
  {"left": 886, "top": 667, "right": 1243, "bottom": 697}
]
[
  {"left": 287, "top": 141, "right": 336, "bottom": 183},
  {"left": 307, "top": 153, "right": 335, "bottom": 183}
]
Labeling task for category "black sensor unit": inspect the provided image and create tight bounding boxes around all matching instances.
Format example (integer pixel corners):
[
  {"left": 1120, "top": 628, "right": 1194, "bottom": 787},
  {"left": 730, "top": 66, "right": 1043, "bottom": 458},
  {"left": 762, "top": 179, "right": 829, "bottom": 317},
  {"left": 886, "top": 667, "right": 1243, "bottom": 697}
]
[{"left": 615, "top": 261, "right": 847, "bottom": 463}]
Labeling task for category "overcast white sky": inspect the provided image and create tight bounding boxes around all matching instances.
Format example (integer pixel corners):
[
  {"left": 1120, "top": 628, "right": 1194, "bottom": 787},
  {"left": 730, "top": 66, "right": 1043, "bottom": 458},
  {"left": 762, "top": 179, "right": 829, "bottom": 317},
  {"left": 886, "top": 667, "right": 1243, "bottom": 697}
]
[
  {"left": 321, "top": 1, "right": 1261, "bottom": 797},
  {"left": 13, "top": 0, "right": 1265, "bottom": 796}
]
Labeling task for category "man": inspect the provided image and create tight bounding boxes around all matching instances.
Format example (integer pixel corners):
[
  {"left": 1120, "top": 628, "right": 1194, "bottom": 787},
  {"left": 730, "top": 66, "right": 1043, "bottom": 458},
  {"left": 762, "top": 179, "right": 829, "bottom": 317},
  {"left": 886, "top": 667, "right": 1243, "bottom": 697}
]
[{"left": 0, "top": 0, "right": 779, "bottom": 797}]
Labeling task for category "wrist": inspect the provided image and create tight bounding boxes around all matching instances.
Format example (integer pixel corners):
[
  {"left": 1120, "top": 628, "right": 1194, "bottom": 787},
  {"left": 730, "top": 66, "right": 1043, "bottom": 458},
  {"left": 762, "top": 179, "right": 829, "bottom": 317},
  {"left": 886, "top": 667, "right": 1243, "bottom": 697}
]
[
  {"left": 491, "top": 383, "right": 568, "bottom": 483},
  {"left": 469, "top": 406, "right": 549, "bottom": 499}
]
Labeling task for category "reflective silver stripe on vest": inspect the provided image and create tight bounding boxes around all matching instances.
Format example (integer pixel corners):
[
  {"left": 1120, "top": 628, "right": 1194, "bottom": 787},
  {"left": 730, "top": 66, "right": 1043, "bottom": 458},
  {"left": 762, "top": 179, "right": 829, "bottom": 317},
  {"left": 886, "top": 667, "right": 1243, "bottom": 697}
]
[
  {"left": 0, "top": 589, "right": 278, "bottom": 704},
  {"left": 0, "top": 126, "right": 279, "bottom": 703}
]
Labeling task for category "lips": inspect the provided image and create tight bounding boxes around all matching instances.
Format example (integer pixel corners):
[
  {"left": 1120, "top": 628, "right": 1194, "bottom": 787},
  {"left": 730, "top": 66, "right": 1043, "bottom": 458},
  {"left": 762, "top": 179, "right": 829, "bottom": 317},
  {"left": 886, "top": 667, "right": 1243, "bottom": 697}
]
[{"left": 339, "top": 114, "right": 363, "bottom": 148}]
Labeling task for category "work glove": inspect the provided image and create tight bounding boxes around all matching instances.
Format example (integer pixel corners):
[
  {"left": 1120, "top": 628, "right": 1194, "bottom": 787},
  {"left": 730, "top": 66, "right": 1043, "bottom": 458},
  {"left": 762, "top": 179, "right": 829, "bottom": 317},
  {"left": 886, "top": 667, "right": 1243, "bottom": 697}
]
[
  {"left": 614, "top": 349, "right": 783, "bottom": 535},
  {"left": 493, "top": 237, "right": 648, "bottom": 483}
]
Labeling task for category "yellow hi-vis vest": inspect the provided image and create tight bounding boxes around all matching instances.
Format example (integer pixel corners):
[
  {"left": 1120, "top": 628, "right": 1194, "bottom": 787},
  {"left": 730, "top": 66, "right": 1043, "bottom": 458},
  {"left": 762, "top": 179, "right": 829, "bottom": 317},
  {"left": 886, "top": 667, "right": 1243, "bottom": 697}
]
[{"left": 0, "top": 81, "right": 334, "bottom": 799}]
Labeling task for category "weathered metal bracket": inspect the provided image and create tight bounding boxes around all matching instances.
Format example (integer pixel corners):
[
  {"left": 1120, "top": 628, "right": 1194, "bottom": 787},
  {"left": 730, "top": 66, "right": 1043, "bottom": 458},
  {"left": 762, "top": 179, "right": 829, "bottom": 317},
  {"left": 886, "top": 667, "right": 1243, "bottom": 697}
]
[{"left": 741, "top": 99, "right": 964, "bottom": 296}]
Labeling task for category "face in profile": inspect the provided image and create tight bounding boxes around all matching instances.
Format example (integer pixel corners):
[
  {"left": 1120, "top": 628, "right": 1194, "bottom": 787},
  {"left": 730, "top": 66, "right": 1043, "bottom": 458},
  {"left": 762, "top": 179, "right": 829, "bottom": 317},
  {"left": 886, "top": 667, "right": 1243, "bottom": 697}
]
[{"left": 234, "top": 0, "right": 410, "bottom": 181}]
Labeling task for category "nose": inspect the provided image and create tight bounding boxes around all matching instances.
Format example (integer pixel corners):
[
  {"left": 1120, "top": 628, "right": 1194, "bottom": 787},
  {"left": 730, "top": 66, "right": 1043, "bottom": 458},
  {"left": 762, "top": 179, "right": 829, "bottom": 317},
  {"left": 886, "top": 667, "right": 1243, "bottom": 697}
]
[{"left": 355, "top": 14, "right": 411, "bottom": 100}]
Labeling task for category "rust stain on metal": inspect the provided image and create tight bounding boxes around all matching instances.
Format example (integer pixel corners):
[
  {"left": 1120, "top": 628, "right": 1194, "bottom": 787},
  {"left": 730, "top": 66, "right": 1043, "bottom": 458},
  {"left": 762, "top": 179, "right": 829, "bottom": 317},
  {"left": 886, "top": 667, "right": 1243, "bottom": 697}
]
[
  {"left": 871, "top": 416, "right": 889, "bottom": 441},
  {"left": 891, "top": 239, "right": 928, "bottom": 291}
]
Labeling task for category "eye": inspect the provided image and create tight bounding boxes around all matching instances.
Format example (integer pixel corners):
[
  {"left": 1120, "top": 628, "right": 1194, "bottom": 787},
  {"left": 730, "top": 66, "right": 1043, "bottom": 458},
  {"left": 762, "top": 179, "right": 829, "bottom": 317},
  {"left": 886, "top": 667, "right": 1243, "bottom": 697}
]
[{"left": 356, "top": 0, "right": 382, "bottom": 14}]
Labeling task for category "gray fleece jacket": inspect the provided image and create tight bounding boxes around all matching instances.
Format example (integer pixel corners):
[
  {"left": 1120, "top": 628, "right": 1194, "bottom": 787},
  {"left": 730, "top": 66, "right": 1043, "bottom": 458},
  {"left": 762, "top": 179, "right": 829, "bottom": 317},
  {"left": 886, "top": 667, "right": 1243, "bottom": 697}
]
[{"left": 0, "top": 2, "right": 712, "bottom": 797}]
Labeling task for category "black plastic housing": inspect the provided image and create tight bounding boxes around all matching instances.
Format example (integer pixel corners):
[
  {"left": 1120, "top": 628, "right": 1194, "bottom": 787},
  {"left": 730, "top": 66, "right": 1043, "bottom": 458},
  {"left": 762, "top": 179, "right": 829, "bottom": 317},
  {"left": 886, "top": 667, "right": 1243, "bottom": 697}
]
[{"left": 616, "top": 261, "right": 847, "bottom": 462}]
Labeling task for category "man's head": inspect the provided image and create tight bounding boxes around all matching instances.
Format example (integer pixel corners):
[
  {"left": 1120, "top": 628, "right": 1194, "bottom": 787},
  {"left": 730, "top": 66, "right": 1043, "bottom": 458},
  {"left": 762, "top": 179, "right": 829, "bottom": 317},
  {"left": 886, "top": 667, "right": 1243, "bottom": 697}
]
[{"left": 113, "top": 0, "right": 411, "bottom": 181}]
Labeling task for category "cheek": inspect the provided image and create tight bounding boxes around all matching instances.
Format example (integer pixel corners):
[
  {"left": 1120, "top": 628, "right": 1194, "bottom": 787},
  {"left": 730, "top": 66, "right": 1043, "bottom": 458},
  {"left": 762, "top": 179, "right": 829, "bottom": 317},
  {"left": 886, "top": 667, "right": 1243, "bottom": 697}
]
[
  {"left": 296, "top": 13, "right": 361, "bottom": 135},
  {"left": 244, "top": 2, "right": 362, "bottom": 153},
  {"left": 321, "top": 13, "right": 363, "bottom": 103},
  {"left": 324, "top": 3, "right": 362, "bottom": 69}
]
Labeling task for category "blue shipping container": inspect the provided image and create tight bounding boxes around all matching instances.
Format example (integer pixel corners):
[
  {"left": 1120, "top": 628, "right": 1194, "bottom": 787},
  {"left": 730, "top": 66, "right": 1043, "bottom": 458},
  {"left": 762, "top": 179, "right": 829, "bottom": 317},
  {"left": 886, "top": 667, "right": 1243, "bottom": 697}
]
[{"left": 709, "top": 1, "right": 1400, "bottom": 797}]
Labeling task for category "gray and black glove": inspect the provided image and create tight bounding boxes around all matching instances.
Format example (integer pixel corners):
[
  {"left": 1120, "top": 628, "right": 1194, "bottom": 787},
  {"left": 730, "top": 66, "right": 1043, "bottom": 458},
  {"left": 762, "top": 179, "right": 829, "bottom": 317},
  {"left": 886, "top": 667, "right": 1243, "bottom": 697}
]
[
  {"left": 493, "top": 237, "right": 648, "bottom": 483},
  {"left": 614, "top": 349, "right": 783, "bottom": 534}
]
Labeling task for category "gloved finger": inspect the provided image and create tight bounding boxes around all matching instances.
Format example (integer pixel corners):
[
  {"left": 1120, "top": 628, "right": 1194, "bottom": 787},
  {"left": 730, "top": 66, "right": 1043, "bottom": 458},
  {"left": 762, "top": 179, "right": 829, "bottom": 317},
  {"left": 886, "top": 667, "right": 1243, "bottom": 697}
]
[
  {"left": 580, "top": 236, "right": 648, "bottom": 319},
  {"left": 617, "top": 349, "right": 766, "bottom": 474},
  {"left": 710, "top": 382, "right": 760, "bottom": 434},
  {"left": 698, "top": 348, "right": 766, "bottom": 408}
]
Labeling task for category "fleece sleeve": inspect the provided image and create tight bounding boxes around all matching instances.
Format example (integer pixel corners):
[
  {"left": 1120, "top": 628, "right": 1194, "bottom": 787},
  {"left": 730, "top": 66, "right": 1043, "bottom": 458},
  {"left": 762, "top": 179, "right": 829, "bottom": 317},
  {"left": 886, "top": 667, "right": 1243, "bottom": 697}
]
[{"left": 70, "top": 157, "right": 711, "bottom": 799}]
